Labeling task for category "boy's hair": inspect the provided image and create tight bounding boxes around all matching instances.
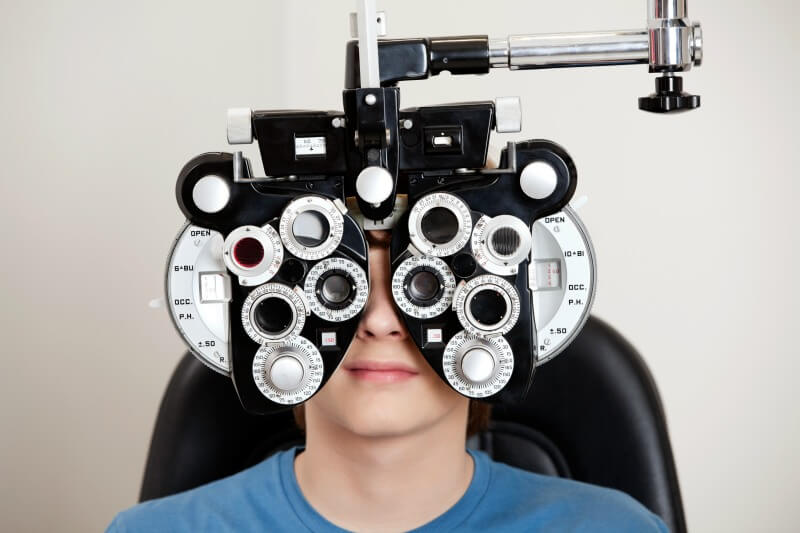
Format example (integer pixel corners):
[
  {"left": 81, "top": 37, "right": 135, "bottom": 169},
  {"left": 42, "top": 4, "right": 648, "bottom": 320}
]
[{"left": 292, "top": 400, "right": 492, "bottom": 438}]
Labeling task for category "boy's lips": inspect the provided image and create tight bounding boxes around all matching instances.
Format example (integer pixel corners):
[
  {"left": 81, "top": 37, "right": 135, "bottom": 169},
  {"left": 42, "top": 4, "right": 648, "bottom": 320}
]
[{"left": 344, "top": 360, "right": 420, "bottom": 383}]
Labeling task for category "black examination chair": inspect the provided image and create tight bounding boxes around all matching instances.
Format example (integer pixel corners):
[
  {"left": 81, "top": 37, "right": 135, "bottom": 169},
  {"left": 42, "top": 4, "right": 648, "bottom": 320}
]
[{"left": 140, "top": 316, "right": 686, "bottom": 533}]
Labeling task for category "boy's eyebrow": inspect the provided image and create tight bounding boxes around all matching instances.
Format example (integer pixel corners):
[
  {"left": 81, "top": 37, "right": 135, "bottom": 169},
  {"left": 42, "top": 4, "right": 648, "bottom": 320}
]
[{"left": 366, "top": 230, "right": 392, "bottom": 247}]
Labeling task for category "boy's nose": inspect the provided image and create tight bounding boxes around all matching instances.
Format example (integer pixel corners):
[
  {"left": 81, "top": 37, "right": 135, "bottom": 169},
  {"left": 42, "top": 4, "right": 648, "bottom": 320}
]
[{"left": 355, "top": 248, "right": 408, "bottom": 342}]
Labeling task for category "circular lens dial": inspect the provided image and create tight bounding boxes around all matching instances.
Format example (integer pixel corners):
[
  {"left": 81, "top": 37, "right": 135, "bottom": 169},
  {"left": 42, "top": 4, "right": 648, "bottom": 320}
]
[
  {"left": 280, "top": 196, "right": 344, "bottom": 260},
  {"left": 470, "top": 214, "right": 532, "bottom": 276},
  {"left": 241, "top": 283, "right": 307, "bottom": 343},
  {"left": 443, "top": 331, "right": 514, "bottom": 398},
  {"left": 454, "top": 275, "right": 521, "bottom": 337},
  {"left": 408, "top": 192, "right": 472, "bottom": 257},
  {"left": 392, "top": 255, "right": 456, "bottom": 319},
  {"left": 252, "top": 336, "right": 323, "bottom": 404},
  {"left": 222, "top": 224, "right": 284, "bottom": 286},
  {"left": 304, "top": 257, "right": 369, "bottom": 321}
]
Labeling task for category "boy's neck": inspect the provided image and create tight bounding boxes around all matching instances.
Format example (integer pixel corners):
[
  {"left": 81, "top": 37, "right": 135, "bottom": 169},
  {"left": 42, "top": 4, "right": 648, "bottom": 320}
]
[{"left": 293, "top": 401, "right": 473, "bottom": 532}]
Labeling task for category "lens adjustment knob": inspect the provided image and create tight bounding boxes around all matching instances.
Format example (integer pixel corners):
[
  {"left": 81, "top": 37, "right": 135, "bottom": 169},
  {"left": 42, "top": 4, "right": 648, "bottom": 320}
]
[
  {"left": 520, "top": 161, "right": 558, "bottom": 200},
  {"left": 269, "top": 355, "right": 305, "bottom": 391},
  {"left": 443, "top": 331, "right": 514, "bottom": 398},
  {"left": 252, "top": 336, "right": 323, "bottom": 405},
  {"left": 461, "top": 348, "right": 496, "bottom": 383},
  {"left": 355, "top": 166, "right": 394, "bottom": 206}
]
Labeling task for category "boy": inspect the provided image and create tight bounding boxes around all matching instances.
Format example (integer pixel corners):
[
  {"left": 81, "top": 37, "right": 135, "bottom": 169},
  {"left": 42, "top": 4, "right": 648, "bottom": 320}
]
[{"left": 107, "top": 230, "right": 667, "bottom": 532}]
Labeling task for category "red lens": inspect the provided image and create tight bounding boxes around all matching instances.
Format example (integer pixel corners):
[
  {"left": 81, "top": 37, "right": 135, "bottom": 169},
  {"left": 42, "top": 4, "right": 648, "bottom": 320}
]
[{"left": 233, "top": 237, "right": 264, "bottom": 268}]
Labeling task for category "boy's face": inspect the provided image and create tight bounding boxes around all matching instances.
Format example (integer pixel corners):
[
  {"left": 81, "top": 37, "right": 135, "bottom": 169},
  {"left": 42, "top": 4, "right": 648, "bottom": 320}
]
[{"left": 305, "top": 230, "right": 468, "bottom": 437}]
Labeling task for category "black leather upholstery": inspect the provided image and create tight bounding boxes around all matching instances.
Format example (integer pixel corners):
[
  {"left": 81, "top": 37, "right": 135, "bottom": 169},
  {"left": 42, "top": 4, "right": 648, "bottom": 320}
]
[{"left": 140, "top": 316, "right": 686, "bottom": 533}]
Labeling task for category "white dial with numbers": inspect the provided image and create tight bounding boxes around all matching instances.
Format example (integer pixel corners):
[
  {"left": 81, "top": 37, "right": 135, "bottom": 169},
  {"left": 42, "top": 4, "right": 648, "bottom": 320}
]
[
  {"left": 166, "top": 222, "right": 231, "bottom": 375},
  {"left": 252, "top": 336, "right": 324, "bottom": 404},
  {"left": 453, "top": 274, "right": 521, "bottom": 337},
  {"left": 408, "top": 192, "right": 472, "bottom": 257},
  {"left": 279, "top": 195, "right": 345, "bottom": 261},
  {"left": 443, "top": 330, "right": 514, "bottom": 398},
  {"left": 304, "top": 256, "right": 369, "bottom": 321},
  {"left": 392, "top": 255, "right": 457, "bottom": 319},
  {"left": 530, "top": 205, "right": 596, "bottom": 365}
]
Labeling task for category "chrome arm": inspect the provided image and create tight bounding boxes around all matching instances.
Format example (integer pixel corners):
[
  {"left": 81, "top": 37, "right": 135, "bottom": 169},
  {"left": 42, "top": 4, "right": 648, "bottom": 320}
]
[{"left": 490, "top": 0, "right": 701, "bottom": 73}]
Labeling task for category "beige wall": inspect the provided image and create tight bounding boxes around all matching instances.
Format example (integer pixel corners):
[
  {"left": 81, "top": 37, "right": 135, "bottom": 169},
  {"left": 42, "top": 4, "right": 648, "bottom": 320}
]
[{"left": 1, "top": 1, "right": 797, "bottom": 531}]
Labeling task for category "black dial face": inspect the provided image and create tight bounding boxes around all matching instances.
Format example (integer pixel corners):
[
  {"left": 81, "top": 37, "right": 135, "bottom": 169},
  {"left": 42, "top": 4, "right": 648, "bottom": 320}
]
[
  {"left": 468, "top": 288, "right": 508, "bottom": 328},
  {"left": 316, "top": 269, "right": 356, "bottom": 311},
  {"left": 254, "top": 296, "right": 295, "bottom": 335},
  {"left": 420, "top": 206, "right": 460, "bottom": 244},
  {"left": 408, "top": 270, "right": 439, "bottom": 302}
]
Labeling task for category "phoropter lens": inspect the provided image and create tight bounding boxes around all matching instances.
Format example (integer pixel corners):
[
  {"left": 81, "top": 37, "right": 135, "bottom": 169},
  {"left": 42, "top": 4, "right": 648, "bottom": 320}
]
[
  {"left": 233, "top": 237, "right": 265, "bottom": 268},
  {"left": 254, "top": 297, "right": 294, "bottom": 334},
  {"left": 490, "top": 227, "right": 521, "bottom": 257},
  {"left": 468, "top": 289, "right": 507, "bottom": 327},
  {"left": 321, "top": 274, "right": 351, "bottom": 304},
  {"left": 408, "top": 270, "right": 439, "bottom": 302},
  {"left": 293, "top": 210, "right": 330, "bottom": 247},
  {"left": 420, "top": 207, "right": 459, "bottom": 244}
]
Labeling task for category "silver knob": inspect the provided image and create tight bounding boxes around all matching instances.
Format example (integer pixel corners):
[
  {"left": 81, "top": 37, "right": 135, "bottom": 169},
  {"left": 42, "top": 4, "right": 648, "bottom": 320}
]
[
  {"left": 461, "top": 348, "right": 495, "bottom": 383},
  {"left": 270, "top": 355, "right": 305, "bottom": 391},
  {"left": 443, "top": 331, "right": 514, "bottom": 399},
  {"left": 355, "top": 166, "right": 393, "bottom": 205}
]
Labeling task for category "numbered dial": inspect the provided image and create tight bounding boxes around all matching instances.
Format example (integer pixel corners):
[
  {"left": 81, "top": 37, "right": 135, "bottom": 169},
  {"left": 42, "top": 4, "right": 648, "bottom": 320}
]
[
  {"left": 471, "top": 214, "right": 532, "bottom": 276},
  {"left": 454, "top": 275, "right": 521, "bottom": 337},
  {"left": 252, "top": 336, "right": 324, "bottom": 404},
  {"left": 222, "top": 224, "right": 283, "bottom": 287},
  {"left": 530, "top": 205, "right": 596, "bottom": 364},
  {"left": 443, "top": 331, "right": 514, "bottom": 398},
  {"left": 392, "top": 255, "right": 457, "bottom": 319},
  {"left": 304, "top": 257, "right": 369, "bottom": 321},
  {"left": 279, "top": 196, "right": 345, "bottom": 261},
  {"left": 166, "top": 223, "right": 231, "bottom": 374},
  {"left": 408, "top": 192, "right": 472, "bottom": 257},
  {"left": 241, "top": 283, "right": 308, "bottom": 344}
]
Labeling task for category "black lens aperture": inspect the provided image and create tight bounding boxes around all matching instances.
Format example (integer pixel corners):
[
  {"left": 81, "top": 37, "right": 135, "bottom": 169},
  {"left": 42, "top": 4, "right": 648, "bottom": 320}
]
[
  {"left": 408, "top": 270, "right": 439, "bottom": 302},
  {"left": 469, "top": 289, "right": 507, "bottom": 327},
  {"left": 404, "top": 267, "right": 443, "bottom": 307},
  {"left": 254, "top": 297, "right": 294, "bottom": 334},
  {"left": 316, "top": 270, "right": 355, "bottom": 310},
  {"left": 321, "top": 274, "right": 351, "bottom": 304},
  {"left": 420, "top": 207, "right": 459, "bottom": 245}
]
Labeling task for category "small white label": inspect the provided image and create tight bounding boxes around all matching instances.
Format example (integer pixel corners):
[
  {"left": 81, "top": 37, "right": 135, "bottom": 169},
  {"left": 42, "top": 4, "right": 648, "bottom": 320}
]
[
  {"left": 295, "top": 136, "right": 327, "bottom": 157},
  {"left": 321, "top": 331, "right": 337, "bottom": 347},
  {"left": 432, "top": 136, "right": 453, "bottom": 147},
  {"left": 199, "top": 272, "right": 230, "bottom": 303},
  {"left": 534, "top": 260, "right": 562, "bottom": 291},
  {"left": 426, "top": 328, "right": 443, "bottom": 344}
]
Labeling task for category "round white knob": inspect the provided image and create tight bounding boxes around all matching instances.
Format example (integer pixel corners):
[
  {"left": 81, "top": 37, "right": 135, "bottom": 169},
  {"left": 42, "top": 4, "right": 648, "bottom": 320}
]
[
  {"left": 270, "top": 355, "right": 304, "bottom": 391},
  {"left": 461, "top": 348, "right": 495, "bottom": 383},
  {"left": 495, "top": 96, "right": 522, "bottom": 133},
  {"left": 520, "top": 161, "right": 558, "bottom": 200},
  {"left": 355, "top": 166, "right": 393, "bottom": 205},
  {"left": 227, "top": 107, "right": 253, "bottom": 144},
  {"left": 192, "top": 175, "right": 230, "bottom": 213}
]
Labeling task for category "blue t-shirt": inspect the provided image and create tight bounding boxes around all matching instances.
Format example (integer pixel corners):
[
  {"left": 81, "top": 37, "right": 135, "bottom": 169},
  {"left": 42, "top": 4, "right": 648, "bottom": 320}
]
[{"left": 108, "top": 445, "right": 668, "bottom": 532}]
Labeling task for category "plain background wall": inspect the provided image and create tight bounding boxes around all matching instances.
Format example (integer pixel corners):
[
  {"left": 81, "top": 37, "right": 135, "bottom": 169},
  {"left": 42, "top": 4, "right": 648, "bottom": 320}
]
[{"left": 1, "top": 1, "right": 797, "bottom": 531}]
